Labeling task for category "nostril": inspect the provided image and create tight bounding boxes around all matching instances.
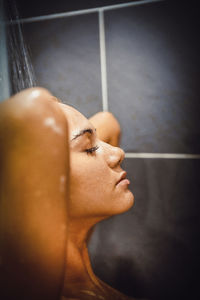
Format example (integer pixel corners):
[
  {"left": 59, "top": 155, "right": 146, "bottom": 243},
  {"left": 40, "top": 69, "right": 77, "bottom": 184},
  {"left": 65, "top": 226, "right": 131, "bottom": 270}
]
[{"left": 115, "top": 147, "right": 125, "bottom": 166}]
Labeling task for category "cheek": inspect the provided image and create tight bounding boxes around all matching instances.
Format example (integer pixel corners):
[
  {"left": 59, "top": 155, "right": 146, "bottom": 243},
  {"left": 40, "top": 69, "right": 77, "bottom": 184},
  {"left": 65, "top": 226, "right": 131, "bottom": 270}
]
[
  {"left": 69, "top": 155, "right": 113, "bottom": 215},
  {"left": 71, "top": 157, "right": 111, "bottom": 195}
]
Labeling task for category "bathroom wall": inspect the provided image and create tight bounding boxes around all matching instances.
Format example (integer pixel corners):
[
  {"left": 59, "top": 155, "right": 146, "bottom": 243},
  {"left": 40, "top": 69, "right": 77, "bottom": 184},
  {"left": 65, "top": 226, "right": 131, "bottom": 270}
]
[
  {"left": 12, "top": 0, "right": 200, "bottom": 299},
  {"left": 0, "top": 0, "right": 10, "bottom": 101}
]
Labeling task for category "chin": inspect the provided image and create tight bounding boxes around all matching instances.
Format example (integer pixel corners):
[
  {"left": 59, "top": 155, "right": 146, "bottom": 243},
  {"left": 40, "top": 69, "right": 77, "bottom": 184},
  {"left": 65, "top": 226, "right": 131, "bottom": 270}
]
[{"left": 113, "top": 190, "right": 134, "bottom": 215}]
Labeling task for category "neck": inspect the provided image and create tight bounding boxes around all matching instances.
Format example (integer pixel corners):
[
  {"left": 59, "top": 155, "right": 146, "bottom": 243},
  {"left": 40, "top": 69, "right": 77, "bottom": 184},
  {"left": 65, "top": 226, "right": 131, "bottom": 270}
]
[
  {"left": 67, "top": 217, "right": 98, "bottom": 248},
  {"left": 62, "top": 217, "right": 103, "bottom": 297},
  {"left": 62, "top": 217, "right": 133, "bottom": 300}
]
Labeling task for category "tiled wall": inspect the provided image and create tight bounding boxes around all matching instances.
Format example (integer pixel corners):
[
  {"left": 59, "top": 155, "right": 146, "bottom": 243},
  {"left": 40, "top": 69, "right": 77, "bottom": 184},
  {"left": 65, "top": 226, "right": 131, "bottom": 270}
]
[{"left": 14, "top": 1, "right": 200, "bottom": 299}]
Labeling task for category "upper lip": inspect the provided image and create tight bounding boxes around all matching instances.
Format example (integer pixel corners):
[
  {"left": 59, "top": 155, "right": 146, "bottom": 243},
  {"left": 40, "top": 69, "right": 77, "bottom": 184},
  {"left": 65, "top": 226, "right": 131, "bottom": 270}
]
[{"left": 116, "top": 171, "right": 127, "bottom": 185}]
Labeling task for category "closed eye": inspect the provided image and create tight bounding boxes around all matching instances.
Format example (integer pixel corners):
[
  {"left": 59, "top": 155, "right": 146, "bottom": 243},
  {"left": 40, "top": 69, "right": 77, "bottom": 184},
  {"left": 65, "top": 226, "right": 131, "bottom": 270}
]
[{"left": 85, "top": 146, "right": 99, "bottom": 155}]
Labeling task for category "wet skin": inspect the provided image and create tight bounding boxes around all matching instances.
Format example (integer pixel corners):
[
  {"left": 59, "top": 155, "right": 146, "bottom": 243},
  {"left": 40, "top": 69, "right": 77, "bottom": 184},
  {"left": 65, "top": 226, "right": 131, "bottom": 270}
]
[
  {"left": 0, "top": 87, "right": 134, "bottom": 300},
  {"left": 0, "top": 88, "right": 69, "bottom": 300}
]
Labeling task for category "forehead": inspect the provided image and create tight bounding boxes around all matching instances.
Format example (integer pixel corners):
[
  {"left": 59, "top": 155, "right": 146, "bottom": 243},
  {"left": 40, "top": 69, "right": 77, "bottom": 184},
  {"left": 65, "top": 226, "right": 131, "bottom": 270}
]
[{"left": 59, "top": 103, "right": 93, "bottom": 138}]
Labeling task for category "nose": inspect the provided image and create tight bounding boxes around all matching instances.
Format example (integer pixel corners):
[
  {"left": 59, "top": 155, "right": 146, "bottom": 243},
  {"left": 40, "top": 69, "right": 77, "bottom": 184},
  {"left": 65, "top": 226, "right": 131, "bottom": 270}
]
[{"left": 104, "top": 142, "right": 125, "bottom": 169}]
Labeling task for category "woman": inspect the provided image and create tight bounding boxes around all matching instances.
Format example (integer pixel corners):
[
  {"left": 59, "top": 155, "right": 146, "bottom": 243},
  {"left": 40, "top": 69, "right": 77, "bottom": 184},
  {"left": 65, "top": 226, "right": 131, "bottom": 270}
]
[
  {"left": 0, "top": 87, "right": 135, "bottom": 299},
  {"left": 58, "top": 103, "right": 135, "bottom": 300}
]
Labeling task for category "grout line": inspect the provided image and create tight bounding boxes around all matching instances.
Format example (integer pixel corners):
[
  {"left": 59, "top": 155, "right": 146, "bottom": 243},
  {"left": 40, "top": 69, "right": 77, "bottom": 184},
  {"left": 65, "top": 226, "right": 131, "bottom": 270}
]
[
  {"left": 125, "top": 153, "right": 200, "bottom": 159},
  {"left": 99, "top": 10, "right": 108, "bottom": 112},
  {"left": 100, "top": 0, "right": 164, "bottom": 12},
  {"left": 10, "top": 0, "right": 165, "bottom": 24}
]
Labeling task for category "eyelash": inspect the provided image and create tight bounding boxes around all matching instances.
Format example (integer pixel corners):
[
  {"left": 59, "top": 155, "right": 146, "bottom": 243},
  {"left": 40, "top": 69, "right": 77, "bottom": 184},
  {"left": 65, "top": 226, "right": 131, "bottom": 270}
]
[{"left": 85, "top": 146, "right": 99, "bottom": 155}]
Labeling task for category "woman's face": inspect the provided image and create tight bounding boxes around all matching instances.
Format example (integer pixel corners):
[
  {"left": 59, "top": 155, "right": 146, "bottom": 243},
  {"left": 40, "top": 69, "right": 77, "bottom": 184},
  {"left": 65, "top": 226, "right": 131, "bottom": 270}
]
[{"left": 60, "top": 104, "right": 134, "bottom": 219}]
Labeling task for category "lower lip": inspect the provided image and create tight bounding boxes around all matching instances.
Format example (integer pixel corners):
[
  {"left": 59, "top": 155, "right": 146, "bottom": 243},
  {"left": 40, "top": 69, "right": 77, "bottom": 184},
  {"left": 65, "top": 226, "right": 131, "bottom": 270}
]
[{"left": 116, "top": 178, "right": 130, "bottom": 187}]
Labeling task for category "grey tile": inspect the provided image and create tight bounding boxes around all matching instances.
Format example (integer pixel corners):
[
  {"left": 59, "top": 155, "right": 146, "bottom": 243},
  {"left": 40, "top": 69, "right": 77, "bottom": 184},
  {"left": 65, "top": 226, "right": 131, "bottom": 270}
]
[
  {"left": 105, "top": 2, "right": 200, "bottom": 153},
  {"left": 22, "top": 14, "right": 102, "bottom": 118},
  {"left": 89, "top": 158, "right": 200, "bottom": 299}
]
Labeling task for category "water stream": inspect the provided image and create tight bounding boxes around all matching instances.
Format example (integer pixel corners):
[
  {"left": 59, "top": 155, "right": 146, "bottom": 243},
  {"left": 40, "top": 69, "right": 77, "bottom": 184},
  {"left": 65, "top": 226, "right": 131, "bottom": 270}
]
[{"left": 6, "top": 0, "right": 36, "bottom": 94}]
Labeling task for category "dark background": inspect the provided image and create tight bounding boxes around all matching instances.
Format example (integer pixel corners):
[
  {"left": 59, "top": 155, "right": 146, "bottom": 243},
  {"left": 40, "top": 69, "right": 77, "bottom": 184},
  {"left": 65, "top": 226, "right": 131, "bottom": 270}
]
[{"left": 7, "top": 0, "right": 200, "bottom": 299}]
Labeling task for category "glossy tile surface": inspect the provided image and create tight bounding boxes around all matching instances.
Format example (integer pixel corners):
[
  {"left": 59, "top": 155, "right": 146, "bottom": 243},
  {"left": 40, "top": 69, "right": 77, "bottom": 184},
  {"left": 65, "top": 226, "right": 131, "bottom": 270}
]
[
  {"left": 23, "top": 14, "right": 102, "bottom": 117},
  {"left": 105, "top": 2, "right": 200, "bottom": 153}
]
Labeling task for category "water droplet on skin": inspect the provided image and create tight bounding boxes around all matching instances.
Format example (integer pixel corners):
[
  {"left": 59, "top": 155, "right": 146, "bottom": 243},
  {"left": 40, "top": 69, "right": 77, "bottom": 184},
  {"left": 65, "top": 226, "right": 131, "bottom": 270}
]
[
  {"left": 59, "top": 175, "right": 66, "bottom": 193},
  {"left": 44, "top": 117, "right": 63, "bottom": 135}
]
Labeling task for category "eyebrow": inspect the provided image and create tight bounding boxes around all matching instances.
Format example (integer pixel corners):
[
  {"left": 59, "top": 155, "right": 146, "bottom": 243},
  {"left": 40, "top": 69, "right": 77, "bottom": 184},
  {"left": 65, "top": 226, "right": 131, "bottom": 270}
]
[{"left": 71, "top": 128, "right": 95, "bottom": 141}]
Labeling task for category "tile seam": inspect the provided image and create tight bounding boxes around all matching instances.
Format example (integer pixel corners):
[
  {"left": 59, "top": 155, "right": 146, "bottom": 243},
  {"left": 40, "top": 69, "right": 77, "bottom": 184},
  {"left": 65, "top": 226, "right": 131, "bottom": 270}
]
[
  {"left": 125, "top": 153, "right": 200, "bottom": 159},
  {"left": 10, "top": 0, "right": 165, "bottom": 24},
  {"left": 99, "top": 10, "right": 108, "bottom": 112}
]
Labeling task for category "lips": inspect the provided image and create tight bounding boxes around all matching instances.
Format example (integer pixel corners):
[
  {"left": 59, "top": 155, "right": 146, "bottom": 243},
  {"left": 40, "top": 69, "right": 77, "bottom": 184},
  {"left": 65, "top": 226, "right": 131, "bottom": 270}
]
[{"left": 116, "top": 171, "right": 130, "bottom": 186}]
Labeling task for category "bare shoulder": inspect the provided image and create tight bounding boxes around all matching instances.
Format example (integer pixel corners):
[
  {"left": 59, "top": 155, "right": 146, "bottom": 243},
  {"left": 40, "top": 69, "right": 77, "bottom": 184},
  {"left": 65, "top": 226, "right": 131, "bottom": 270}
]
[
  {"left": 89, "top": 111, "right": 121, "bottom": 146},
  {"left": 89, "top": 111, "right": 120, "bottom": 131}
]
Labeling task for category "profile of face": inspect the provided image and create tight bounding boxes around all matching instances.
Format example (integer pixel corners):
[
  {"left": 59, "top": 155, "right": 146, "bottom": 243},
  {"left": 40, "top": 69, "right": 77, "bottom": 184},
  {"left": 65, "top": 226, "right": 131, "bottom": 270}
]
[{"left": 59, "top": 103, "right": 134, "bottom": 220}]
